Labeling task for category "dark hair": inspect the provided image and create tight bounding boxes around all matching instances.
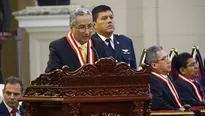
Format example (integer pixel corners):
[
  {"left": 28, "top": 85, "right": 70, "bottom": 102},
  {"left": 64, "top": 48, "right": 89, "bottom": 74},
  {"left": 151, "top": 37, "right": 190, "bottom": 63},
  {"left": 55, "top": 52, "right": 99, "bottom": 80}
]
[
  {"left": 175, "top": 52, "right": 193, "bottom": 74},
  {"left": 5, "top": 76, "right": 23, "bottom": 92},
  {"left": 92, "top": 5, "right": 113, "bottom": 21}
]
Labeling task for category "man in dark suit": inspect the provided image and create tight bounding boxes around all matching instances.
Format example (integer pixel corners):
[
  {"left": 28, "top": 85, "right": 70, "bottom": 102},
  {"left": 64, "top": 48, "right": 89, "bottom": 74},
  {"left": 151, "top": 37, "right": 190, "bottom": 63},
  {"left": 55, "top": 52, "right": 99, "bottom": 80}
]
[
  {"left": 0, "top": 76, "right": 24, "bottom": 116},
  {"left": 145, "top": 45, "right": 185, "bottom": 110},
  {"left": 45, "top": 8, "right": 107, "bottom": 72},
  {"left": 0, "top": 0, "right": 11, "bottom": 83},
  {"left": 91, "top": 5, "right": 137, "bottom": 69},
  {"left": 174, "top": 52, "right": 205, "bottom": 106}
]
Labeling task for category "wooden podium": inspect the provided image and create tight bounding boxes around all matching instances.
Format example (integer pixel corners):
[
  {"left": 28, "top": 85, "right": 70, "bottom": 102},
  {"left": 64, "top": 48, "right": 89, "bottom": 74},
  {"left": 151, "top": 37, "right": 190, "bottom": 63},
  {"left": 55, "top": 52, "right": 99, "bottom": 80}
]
[{"left": 21, "top": 58, "right": 151, "bottom": 116}]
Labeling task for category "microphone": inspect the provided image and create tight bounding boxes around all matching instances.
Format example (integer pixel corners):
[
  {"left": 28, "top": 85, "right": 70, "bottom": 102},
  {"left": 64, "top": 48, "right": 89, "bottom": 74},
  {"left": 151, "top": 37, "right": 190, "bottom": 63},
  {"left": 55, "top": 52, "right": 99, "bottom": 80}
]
[{"left": 91, "top": 46, "right": 99, "bottom": 61}]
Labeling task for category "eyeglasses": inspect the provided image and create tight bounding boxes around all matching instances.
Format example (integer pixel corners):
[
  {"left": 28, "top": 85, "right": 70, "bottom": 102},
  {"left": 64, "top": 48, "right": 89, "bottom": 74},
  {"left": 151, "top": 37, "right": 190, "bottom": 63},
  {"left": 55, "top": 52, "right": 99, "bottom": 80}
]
[
  {"left": 5, "top": 91, "right": 20, "bottom": 97},
  {"left": 187, "top": 61, "right": 199, "bottom": 67},
  {"left": 155, "top": 55, "right": 170, "bottom": 62},
  {"left": 73, "top": 23, "right": 93, "bottom": 33}
]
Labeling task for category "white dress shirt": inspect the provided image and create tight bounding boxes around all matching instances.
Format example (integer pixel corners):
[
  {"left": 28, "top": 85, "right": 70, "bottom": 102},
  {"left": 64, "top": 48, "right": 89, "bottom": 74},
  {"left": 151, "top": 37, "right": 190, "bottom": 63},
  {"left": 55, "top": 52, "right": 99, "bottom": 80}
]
[
  {"left": 97, "top": 33, "right": 115, "bottom": 49},
  {"left": 3, "top": 100, "right": 21, "bottom": 116}
]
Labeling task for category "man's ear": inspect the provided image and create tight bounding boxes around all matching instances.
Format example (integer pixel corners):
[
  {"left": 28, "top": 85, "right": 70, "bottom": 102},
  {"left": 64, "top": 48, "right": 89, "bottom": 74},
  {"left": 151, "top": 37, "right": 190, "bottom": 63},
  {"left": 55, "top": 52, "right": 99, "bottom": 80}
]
[
  {"left": 93, "top": 21, "right": 97, "bottom": 29},
  {"left": 179, "top": 67, "right": 186, "bottom": 75},
  {"left": 151, "top": 63, "right": 157, "bottom": 69},
  {"left": 70, "top": 25, "right": 73, "bottom": 30}
]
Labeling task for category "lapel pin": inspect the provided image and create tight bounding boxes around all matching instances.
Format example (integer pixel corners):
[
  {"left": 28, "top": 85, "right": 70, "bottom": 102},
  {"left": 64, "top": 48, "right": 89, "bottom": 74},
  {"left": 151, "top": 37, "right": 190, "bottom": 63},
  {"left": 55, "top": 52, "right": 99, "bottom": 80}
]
[{"left": 117, "top": 41, "right": 120, "bottom": 44}]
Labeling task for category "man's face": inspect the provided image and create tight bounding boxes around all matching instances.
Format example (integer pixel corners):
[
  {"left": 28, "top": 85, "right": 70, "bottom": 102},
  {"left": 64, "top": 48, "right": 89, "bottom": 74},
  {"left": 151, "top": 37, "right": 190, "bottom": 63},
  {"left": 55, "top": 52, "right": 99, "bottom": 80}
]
[
  {"left": 70, "top": 15, "right": 93, "bottom": 45},
  {"left": 93, "top": 11, "right": 115, "bottom": 35},
  {"left": 152, "top": 50, "right": 171, "bottom": 75},
  {"left": 3, "top": 83, "right": 22, "bottom": 109},
  {"left": 181, "top": 58, "right": 199, "bottom": 79}
]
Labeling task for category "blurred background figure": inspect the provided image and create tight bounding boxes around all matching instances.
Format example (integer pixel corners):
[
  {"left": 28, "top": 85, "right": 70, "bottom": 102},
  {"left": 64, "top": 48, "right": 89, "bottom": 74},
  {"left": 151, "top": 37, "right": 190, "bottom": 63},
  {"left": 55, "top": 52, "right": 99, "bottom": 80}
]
[
  {"left": 36, "top": 0, "right": 70, "bottom": 6},
  {"left": 0, "top": 0, "right": 11, "bottom": 83}
]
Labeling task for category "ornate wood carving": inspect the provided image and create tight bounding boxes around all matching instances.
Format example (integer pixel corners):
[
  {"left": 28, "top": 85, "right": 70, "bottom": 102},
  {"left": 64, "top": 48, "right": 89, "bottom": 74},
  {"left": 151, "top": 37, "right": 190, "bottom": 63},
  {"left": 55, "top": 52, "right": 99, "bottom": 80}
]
[
  {"left": 62, "top": 103, "right": 80, "bottom": 116},
  {"left": 22, "top": 102, "right": 37, "bottom": 116},
  {"left": 31, "top": 70, "right": 63, "bottom": 86},
  {"left": 24, "top": 87, "right": 63, "bottom": 97},
  {"left": 132, "top": 101, "right": 143, "bottom": 116},
  {"left": 132, "top": 101, "right": 151, "bottom": 116},
  {"left": 22, "top": 58, "right": 151, "bottom": 116},
  {"left": 63, "top": 87, "right": 149, "bottom": 97}
]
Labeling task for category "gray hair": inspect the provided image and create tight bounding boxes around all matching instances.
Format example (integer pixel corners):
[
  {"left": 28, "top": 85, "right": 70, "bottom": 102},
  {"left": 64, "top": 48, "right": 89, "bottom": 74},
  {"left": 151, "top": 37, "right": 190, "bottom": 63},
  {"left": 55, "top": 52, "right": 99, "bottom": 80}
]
[
  {"left": 5, "top": 76, "right": 23, "bottom": 92},
  {"left": 145, "top": 45, "right": 163, "bottom": 64},
  {"left": 70, "top": 8, "right": 92, "bottom": 25}
]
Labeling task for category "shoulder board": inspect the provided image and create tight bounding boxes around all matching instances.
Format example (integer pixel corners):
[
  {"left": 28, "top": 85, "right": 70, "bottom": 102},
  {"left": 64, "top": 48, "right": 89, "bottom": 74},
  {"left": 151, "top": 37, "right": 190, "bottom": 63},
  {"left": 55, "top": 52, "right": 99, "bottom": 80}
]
[{"left": 116, "top": 34, "right": 123, "bottom": 36}]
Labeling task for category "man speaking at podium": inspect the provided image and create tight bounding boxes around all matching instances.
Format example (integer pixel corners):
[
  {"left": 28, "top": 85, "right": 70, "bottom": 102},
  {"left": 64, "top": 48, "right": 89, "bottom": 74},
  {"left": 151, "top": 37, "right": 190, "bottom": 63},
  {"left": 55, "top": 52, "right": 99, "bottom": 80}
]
[{"left": 45, "top": 8, "right": 107, "bottom": 72}]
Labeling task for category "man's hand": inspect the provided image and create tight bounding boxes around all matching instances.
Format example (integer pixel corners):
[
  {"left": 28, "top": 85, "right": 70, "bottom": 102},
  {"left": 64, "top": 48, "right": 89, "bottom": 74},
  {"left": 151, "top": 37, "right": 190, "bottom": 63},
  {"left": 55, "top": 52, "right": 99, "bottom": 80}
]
[
  {"left": 179, "top": 106, "right": 185, "bottom": 111},
  {"left": 0, "top": 36, "right": 9, "bottom": 44}
]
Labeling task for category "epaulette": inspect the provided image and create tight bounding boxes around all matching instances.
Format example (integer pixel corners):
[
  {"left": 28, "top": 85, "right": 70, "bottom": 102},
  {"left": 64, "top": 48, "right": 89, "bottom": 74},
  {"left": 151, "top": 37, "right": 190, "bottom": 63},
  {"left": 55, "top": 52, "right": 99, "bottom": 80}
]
[{"left": 116, "top": 34, "right": 125, "bottom": 37}]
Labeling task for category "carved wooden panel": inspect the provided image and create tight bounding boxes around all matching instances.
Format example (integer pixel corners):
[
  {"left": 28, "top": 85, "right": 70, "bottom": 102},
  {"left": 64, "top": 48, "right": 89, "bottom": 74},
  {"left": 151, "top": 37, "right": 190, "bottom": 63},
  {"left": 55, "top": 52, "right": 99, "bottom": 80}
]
[
  {"left": 22, "top": 102, "right": 38, "bottom": 116},
  {"left": 63, "top": 87, "right": 149, "bottom": 97},
  {"left": 21, "top": 58, "right": 151, "bottom": 116}
]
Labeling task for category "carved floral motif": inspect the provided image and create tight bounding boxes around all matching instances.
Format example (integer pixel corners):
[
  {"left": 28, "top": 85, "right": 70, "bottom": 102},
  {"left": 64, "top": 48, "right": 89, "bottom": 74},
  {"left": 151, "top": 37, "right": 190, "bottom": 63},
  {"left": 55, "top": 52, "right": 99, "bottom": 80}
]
[
  {"left": 24, "top": 87, "right": 63, "bottom": 97},
  {"left": 62, "top": 103, "right": 80, "bottom": 116},
  {"left": 22, "top": 102, "right": 37, "bottom": 116},
  {"left": 64, "top": 87, "right": 149, "bottom": 97}
]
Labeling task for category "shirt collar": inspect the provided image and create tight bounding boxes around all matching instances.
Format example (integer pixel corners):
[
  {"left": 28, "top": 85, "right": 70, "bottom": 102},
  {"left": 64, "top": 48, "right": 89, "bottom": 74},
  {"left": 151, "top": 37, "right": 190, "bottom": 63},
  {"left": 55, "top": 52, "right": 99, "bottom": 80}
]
[
  {"left": 97, "top": 33, "right": 114, "bottom": 42},
  {"left": 179, "top": 74, "right": 195, "bottom": 82},
  {"left": 161, "top": 74, "right": 168, "bottom": 80},
  {"left": 3, "top": 100, "right": 20, "bottom": 114},
  {"left": 72, "top": 33, "right": 88, "bottom": 48}
]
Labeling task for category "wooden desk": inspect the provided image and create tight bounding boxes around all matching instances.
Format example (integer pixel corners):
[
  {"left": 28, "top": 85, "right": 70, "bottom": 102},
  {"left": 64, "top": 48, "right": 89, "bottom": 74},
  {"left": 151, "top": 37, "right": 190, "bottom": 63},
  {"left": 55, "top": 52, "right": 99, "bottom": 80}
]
[
  {"left": 200, "top": 109, "right": 205, "bottom": 115},
  {"left": 190, "top": 106, "right": 205, "bottom": 115},
  {"left": 151, "top": 111, "right": 194, "bottom": 116}
]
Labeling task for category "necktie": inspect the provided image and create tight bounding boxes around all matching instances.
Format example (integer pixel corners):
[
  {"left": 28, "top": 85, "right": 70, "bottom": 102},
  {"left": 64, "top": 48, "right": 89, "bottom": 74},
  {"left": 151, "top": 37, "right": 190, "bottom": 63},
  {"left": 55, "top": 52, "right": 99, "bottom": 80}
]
[
  {"left": 11, "top": 109, "right": 17, "bottom": 116},
  {"left": 105, "top": 39, "right": 115, "bottom": 57},
  {"left": 80, "top": 44, "right": 86, "bottom": 62}
]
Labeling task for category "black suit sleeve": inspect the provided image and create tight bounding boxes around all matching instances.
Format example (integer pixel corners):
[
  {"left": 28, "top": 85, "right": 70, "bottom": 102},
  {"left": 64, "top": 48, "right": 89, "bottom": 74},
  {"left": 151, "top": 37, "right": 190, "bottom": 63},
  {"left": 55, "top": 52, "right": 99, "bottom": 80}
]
[
  {"left": 45, "top": 43, "right": 61, "bottom": 73},
  {"left": 0, "top": 0, "right": 11, "bottom": 32},
  {"left": 150, "top": 76, "right": 175, "bottom": 110}
]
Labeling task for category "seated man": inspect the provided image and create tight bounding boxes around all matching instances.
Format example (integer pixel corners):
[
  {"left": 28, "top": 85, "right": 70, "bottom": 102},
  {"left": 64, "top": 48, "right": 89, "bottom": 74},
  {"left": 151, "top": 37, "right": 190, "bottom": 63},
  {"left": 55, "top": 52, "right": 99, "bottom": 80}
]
[
  {"left": 145, "top": 45, "right": 185, "bottom": 110},
  {"left": 45, "top": 8, "right": 107, "bottom": 72},
  {"left": 0, "top": 76, "right": 24, "bottom": 115},
  {"left": 175, "top": 52, "right": 205, "bottom": 106}
]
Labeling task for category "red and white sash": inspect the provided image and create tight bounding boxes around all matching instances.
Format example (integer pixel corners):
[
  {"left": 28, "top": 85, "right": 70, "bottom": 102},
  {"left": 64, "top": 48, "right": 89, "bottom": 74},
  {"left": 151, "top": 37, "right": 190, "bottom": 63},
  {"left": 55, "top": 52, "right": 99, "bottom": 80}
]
[
  {"left": 178, "top": 74, "right": 204, "bottom": 102},
  {"left": 152, "top": 72, "right": 182, "bottom": 107},
  {"left": 66, "top": 32, "right": 94, "bottom": 66}
]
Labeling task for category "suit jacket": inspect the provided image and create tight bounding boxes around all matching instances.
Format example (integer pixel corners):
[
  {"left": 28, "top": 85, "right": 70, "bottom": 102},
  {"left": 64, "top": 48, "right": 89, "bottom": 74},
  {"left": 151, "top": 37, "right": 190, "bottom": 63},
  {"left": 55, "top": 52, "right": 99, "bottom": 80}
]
[
  {"left": 150, "top": 73, "right": 182, "bottom": 110},
  {"left": 92, "top": 33, "right": 137, "bottom": 69},
  {"left": 175, "top": 77, "right": 205, "bottom": 106},
  {"left": 0, "top": 0, "right": 11, "bottom": 32},
  {"left": 0, "top": 101, "right": 24, "bottom": 116},
  {"left": 45, "top": 36, "right": 107, "bottom": 72}
]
